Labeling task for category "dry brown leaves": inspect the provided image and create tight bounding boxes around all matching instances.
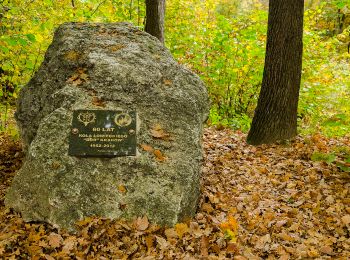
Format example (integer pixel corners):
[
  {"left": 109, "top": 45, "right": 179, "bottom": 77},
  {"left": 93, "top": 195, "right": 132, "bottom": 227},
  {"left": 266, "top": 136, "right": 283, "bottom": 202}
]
[
  {"left": 66, "top": 68, "right": 89, "bottom": 86},
  {"left": 150, "top": 124, "right": 172, "bottom": 141},
  {"left": 0, "top": 128, "right": 350, "bottom": 259},
  {"left": 140, "top": 144, "right": 167, "bottom": 162},
  {"left": 0, "top": 134, "right": 23, "bottom": 202},
  {"left": 200, "top": 128, "right": 350, "bottom": 259}
]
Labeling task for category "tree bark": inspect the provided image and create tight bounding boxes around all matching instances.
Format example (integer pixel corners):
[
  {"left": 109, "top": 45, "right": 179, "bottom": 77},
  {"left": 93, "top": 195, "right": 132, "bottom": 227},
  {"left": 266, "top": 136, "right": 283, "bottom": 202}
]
[
  {"left": 247, "top": 0, "right": 304, "bottom": 145},
  {"left": 145, "top": 0, "right": 165, "bottom": 44}
]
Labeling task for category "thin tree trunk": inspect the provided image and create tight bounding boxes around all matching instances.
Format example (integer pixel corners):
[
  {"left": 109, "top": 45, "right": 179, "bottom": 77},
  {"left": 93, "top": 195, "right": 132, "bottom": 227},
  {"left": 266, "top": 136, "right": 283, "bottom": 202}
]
[
  {"left": 247, "top": 0, "right": 304, "bottom": 145},
  {"left": 145, "top": 0, "right": 165, "bottom": 44}
]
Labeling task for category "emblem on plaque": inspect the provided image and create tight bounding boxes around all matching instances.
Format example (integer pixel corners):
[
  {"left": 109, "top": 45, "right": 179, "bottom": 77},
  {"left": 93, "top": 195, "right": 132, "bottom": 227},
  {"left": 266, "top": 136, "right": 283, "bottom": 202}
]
[
  {"left": 69, "top": 110, "right": 137, "bottom": 157},
  {"left": 77, "top": 112, "right": 96, "bottom": 126},
  {"left": 115, "top": 113, "right": 132, "bottom": 127}
]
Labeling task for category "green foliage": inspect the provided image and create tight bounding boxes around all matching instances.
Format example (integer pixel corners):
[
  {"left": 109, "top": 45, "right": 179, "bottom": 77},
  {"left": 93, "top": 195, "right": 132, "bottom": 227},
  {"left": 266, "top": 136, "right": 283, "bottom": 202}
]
[
  {"left": 311, "top": 152, "right": 337, "bottom": 164},
  {"left": 298, "top": 0, "right": 350, "bottom": 137},
  {"left": 311, "top": 147, "right": 350, "bottom": 172},
  {"left": 0, "top": 0, "right": 145, "bottom": 105},
  {"left": 166, "top": 0, "right": 266, "bottom": 130},
  {"left": 0, "top": 0, "right": 349, "bottom": 136},
  {"left": 0, "top": 104, "right": 18, "bottom": 137},
  {"left": 333, "top": 145, "right": 350, "bottom": 172}
]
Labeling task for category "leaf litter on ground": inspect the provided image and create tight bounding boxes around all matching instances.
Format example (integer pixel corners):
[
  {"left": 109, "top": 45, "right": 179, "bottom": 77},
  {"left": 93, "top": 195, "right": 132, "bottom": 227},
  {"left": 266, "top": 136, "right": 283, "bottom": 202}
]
[{"left": 0, "top": 127, "right": 349, "bottom": 259}]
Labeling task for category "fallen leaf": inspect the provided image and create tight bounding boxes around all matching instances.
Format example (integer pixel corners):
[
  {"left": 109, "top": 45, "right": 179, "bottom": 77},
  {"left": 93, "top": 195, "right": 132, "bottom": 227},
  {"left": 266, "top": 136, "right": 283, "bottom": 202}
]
[
  {"left": 67, "top": 74, "right": 79, "bottom": 83},
  {"left": 155, "top": 235, "right": 168, "bottom": 250},
  {"left": 66, "top": 68, "right": 89, "bottom": 86},
  {"left": 341, "top": 214, "right": 350, "bottom": 225},
  {"left": 127, "top": 244, "right": 138, "bottom": 255},
  {"left": 38, "top": 240, "right": 48, "bottom": 248},
  {"left": 200, "top": 236, "right": 209, "bottom": 257},
  {"left": 64, "top": 50, "right": 80, "bottom": 61},
  {"left": 76, "top": 217, "right": 95, "bottom": 227},
  {"left": 164, "top": 228, "right": 177, "bottom": 239},
  {"left": 28, "top": 231, "right": 41, "bottom": 242},
  {"left": 320, "top": 245, "right": 333, "bottom": 255},
  {"left": 26, "top": 245, "right": 42, "bottom": 256},
  {"left": 150, "top": 124, "right": 171, "bottom": 140},
  {"left": 48, "top": 232, "right": 63, "bottom": 248},
  {"left": 175, "top": 223, "right": 189, "bottom": 239},
  {"left": 277, "top": 232, "right": 294, "bottom": 242},
  {"left": 92, "top": 96, "right": 106, "bottom": 107},
  {"left": 308, "top": 247, "right": 319, "bottom": 257},
  {"left": 275, "top": 219, "right": 288, "bottom": 228},
  {"left": 163, "top": 79, "right": 173, "bottom": 86},
  {"left": 80, "top": 73, "right": 89, "bottom": 81},
  {"left": 62, "top": 237, "right": 76, "bottom": 254},
  {"left": 44, "top": 255, "right": 55, "bottom": 260},
  {"left": 73, "top": 78, "right": 83, "bottom": 86},
  {"left": 256, "top": 234, "right": 271, "bottom": 250},
  {"left": 109, "top": 44, "right": 125, "bottom": 52},
  {"left": 220, "top": 216, "right": 238, "bottom": 232},
  {"left": 134, "top": 216, "right": 149, "bottom": 231},
  {"left": 117, "top": 185, "right": 127, "bottom": 193},
  {"left": 140, "top": 144, "right": 153, "bottom": 152},
  {"left": 145, "top": 235, "right": 155, "bottom": 252},
  {"left": 211, "top": 244, "right": 221, "bottom": 254},
  {"left": 226, "top": 242, "right": 239, "bottom": 254},
  {"left": 202, "top": 203, "right": 214, "bottom": 213},
  {"left": 153, "top": 149, "right": 167, "bottom": 161}
]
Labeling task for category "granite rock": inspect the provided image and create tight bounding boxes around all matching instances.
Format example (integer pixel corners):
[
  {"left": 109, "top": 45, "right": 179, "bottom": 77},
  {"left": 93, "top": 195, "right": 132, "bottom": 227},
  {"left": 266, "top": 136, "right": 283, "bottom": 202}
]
[{"left": 5, "top": 22, "right": 209, "bottom": 231}]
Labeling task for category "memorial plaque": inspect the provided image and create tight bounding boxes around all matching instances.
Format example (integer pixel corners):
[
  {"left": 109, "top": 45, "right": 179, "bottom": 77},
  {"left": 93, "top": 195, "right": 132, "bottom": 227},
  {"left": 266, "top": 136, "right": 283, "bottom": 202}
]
[{"left": 68, "top": 110, "right": 136, "bottom": 157}]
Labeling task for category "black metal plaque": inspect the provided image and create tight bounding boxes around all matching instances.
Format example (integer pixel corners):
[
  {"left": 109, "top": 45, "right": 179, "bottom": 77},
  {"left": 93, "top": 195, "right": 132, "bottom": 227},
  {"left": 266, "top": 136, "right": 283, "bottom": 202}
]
[{"left": 68, "top": 110, "right": 137, "bottom": 157}]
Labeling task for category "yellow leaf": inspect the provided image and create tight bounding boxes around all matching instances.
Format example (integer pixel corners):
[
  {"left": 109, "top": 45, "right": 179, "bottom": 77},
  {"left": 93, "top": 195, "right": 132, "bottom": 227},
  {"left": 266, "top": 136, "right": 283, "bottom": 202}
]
[
  {"left": 145, "top": 235, "right": 155, "bottom": 252},
  {"left": 175, "top": 223, "right": 189, "bottom": 238},
  {"left": 220, "top": 216, "right": 238, "bottom": 231},
  {"left": 308, "top": 247, "right": 319, "bottom": 257},
  {"left": 224, "top": 229, "right": 237, "bottom": 243},
  {"left": 76, "top": 217, "right": 95, "bottom": 227},
  {"left": 26, "top": 245, "right": 42, "bottom": 257},
  {"left": 220, "top": 216, "right": 239, "bottom": 242},
  {"left": 117, "top": 185, "right": 127, "bottom": 193},
  {"left": 28, "top": 231, "right": 41, "bottom": 242}
]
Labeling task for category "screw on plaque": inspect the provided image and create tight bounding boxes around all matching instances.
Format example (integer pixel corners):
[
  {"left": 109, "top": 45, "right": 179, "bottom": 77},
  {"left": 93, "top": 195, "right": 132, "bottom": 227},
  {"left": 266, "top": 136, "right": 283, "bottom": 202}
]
[
  {"left": 129, "top": 129, "right": 135, "bottom": 135},
  {"left": 72, "top": 128, "right": 79, "bottom": 134}
]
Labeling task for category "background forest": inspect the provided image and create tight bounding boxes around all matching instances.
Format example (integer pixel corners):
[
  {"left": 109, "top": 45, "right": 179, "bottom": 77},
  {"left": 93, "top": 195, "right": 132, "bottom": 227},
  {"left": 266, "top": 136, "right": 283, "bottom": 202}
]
[{"left": 1, "top": 0, "right": 350, "bottom": 136}]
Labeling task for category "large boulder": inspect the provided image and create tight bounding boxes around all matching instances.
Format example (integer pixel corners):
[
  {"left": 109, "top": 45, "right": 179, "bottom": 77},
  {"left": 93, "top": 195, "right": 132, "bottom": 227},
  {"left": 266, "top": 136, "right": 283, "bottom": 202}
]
[{"left": 5, "top": 22, "right": 209, "bottom": 231}]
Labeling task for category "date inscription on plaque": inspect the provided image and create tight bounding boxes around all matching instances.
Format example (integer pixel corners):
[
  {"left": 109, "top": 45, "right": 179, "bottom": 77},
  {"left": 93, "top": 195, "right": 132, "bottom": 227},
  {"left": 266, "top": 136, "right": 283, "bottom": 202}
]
[{"left": 68, "top": 110, "right": 136, "bottom": 157}]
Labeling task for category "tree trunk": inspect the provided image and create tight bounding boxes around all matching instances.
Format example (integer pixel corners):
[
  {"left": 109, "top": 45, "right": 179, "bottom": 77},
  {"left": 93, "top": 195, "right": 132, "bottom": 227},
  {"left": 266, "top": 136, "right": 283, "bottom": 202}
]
[
  {"left": 247, "top": 0, "right": 304, "bottom": 145},
  {"left": 145, "top": 0, "right": 165, "bottom": 44}
]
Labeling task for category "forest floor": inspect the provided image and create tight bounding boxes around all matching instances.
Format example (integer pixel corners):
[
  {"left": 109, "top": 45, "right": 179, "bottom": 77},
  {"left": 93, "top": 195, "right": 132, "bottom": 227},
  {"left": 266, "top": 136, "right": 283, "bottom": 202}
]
[{"left": 0, "top": 128, "right": 349, "bottom": 259}]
